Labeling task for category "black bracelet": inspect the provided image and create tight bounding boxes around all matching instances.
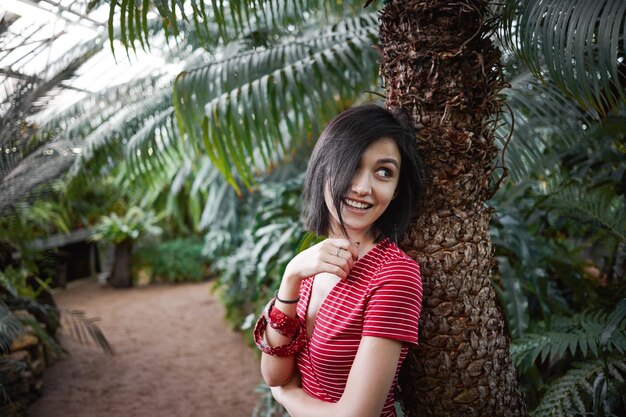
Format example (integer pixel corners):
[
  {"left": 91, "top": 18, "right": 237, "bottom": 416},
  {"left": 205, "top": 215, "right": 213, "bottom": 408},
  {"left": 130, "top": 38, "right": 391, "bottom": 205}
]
[{"left": 275, "top": 290, "right": 300, "bottom": 304}]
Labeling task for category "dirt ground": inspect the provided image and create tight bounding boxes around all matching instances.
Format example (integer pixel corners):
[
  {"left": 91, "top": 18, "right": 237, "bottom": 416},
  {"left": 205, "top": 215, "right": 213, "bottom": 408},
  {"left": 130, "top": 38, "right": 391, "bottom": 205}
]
[{"left": 27, "top": 279, "right": 263, "bottom": 417}]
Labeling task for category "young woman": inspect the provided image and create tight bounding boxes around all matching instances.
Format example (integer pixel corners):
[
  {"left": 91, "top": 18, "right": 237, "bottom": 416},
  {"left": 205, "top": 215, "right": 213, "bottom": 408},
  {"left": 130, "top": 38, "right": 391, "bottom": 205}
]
[{"left": 254, "top": 104, "right": 424, "bottom": 417}]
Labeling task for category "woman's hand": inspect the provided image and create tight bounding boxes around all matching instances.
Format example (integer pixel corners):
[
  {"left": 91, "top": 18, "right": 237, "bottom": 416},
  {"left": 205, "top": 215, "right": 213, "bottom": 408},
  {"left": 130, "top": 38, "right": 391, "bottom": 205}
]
[{"left": 283, "top": 238, "right": 359, "bottom": 283}]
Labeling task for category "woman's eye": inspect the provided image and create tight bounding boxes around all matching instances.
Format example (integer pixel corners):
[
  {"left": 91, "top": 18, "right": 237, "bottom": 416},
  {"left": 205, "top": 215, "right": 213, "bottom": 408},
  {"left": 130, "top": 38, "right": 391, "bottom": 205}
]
[{"left": 376, "top": 168, "right": 392, "bottom": 178}]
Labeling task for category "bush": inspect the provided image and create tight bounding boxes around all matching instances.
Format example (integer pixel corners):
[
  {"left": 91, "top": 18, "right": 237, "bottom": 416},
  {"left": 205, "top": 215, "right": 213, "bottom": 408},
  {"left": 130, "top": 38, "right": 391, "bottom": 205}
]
[
  {"left": 204, "top": 172, "right": 307, "bottom": 328},
  {"left": 133, "top": 238, "right": 207, "bottom": 283}
]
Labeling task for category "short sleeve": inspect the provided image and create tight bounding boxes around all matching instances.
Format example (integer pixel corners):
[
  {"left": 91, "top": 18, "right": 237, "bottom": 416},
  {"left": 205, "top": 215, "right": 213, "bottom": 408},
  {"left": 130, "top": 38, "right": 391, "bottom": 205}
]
[{"left": 362, "top": 258, "right": 422, "bottom": 347}]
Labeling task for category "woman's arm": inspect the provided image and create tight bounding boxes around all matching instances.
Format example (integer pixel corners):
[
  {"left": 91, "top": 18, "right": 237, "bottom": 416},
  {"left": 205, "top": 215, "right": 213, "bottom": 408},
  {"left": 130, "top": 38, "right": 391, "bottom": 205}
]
[
  {"left": 260, "top": 238, "right": 359, "bottom": 386},
  {"left": 271, "top": 336, "right": 403, "bottom": 417},
  {"left": 260, "top": 276, "right": 300, "bottom": 386}
]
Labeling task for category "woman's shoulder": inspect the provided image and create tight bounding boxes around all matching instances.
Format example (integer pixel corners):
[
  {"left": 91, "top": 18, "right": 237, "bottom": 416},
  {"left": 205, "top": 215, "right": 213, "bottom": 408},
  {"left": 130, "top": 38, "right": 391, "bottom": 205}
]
[
  {"left": 372, "top": 240, "right": 421, "bottom": 283},
  {"left": 379, "top": 240, "right": 420, "bottom": 268}
]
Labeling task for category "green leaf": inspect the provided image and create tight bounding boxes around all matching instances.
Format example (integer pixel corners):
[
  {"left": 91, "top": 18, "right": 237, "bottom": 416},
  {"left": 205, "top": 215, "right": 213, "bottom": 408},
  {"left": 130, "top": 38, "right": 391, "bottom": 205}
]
[
  {"left": 498, "top": 0, "right": 626, "bottom": 117},
  {"left": 543, "top": 186, "right": 626, "bottom": 242},
  {"left": 600, "top": 299, "right": 626, "bottom": 348},
  {"left": 494, "top": 256, "right": 530, "bottom": 338},
  {"left": 498, "top": 72, "right": 593, "bottom": 182},
  {"left": 0, "top": 302, "right": 23, "bottom": 353},
  {"left": 531, "top": 358, "right": 626, "bottom": 417},
  {"left": 184, "top": 21, "right": 378, "bottom": 189}
]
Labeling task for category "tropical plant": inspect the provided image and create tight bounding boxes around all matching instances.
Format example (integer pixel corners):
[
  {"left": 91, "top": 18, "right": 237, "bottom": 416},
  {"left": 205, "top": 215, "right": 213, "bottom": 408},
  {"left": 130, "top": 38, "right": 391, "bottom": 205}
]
[
  {"left": 0, "top": 28, "right": 104, "bottom": 214},
  {"left": 206, "top": 167, "right": 307, "bottom": 326},
  {"left": 133, "top": 238, "right": 207, "bottom": 283},
  {"left": 90, "top": 206, "right": 162, "bottom": 287},
  {"left": 489, "top": 112, "right": 626, "bottom": 415},
  {"left": 511, "top": 302, "right": 626, "bottom": 417},
  {"left": 0, "top": 198, "right": 70, "bottom": 259},
  {"left": 0, "top": 263, "right": 113, "bottom": 415},
  {"left": 91, "top": 206, "right": 162, "bottom": 245},
  {"left": 0, "top": 265, "right": 113, "bottom": 356}
]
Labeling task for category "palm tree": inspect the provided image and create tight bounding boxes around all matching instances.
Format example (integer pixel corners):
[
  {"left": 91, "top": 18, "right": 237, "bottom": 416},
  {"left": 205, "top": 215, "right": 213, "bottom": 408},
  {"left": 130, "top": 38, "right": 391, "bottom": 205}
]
[{"left": 377, "top": 1, "right": 528, "bottom": 414}]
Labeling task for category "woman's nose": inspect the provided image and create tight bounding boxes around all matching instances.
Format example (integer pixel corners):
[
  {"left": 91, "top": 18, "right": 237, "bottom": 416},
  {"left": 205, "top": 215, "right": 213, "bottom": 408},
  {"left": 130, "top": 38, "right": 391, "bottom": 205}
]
[{"left": 351, "top": 171, "right": 372, "bottom": 195}]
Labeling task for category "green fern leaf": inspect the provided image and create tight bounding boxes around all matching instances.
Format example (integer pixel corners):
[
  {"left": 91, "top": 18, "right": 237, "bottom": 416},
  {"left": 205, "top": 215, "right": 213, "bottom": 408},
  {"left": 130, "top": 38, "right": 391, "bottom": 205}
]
[
  {"left": 0, "top": 302, "right": 23, "bottom": 353},
  {"left": 532, "top": 358, "right": 626, "bottom": 417},
  {"left": 511, "top": 307, "right": 626, "bottom": 371},
  {"left": 498, "top": 0, "right": 626, "bottom": 117},
  {"left": 174, "top": 14, "right": 379, "bottom": 192},
  {"left": 544, "top": 186, "right": 626, "bottom": 242}
]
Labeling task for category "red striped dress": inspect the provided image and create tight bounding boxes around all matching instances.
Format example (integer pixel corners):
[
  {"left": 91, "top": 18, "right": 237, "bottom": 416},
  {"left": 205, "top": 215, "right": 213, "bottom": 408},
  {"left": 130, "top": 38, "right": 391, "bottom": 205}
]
[{"left": 295, "top": 238, "right": 422, "bottom": 417}]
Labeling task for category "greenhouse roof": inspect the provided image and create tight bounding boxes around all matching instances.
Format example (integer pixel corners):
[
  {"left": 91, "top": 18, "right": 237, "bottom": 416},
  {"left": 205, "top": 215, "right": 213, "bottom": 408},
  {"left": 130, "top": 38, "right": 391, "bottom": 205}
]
[{"left": 0, "top": 0, "right": 170, "bottom": 120}]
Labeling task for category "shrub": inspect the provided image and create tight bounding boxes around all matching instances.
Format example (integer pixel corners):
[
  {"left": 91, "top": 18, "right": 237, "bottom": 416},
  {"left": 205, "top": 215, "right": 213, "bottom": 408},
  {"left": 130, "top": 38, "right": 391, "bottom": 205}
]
[{"left": 133, "top": 238, "right": 207, "bottom": 283}]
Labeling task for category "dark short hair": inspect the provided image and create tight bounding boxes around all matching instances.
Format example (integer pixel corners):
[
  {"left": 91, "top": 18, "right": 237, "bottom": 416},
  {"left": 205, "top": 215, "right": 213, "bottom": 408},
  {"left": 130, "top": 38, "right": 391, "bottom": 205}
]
[{"left": 301, "top": 104, "right": 424, "bottom": 242}]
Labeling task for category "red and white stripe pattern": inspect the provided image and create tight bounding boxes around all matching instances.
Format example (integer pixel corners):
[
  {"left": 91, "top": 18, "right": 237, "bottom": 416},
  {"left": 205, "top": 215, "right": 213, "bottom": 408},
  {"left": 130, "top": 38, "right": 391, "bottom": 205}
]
[{"left": 296, "top": 239, "right": 422, "bottom": 417}]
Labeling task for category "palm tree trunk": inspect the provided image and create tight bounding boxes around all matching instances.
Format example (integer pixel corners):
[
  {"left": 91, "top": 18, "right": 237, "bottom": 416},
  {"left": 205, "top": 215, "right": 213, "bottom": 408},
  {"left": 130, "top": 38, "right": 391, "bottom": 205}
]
[
  {"left": 378, "top": 1, "right": 527, "bottom": 415},
  {"left": 110, "top": 239, "right": 133, "bottom": 288}
]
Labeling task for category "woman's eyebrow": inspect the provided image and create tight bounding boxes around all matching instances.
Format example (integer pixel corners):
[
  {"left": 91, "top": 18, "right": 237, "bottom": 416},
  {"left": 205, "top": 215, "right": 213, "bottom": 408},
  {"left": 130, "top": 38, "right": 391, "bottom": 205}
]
[{"left": 377, "top": 158, "right": 399, "bottom": 168}]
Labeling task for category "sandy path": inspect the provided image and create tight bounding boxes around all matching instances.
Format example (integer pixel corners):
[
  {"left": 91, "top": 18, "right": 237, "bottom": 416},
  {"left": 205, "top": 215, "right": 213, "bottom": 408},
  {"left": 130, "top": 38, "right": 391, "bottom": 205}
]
[{"left": 28, "top": 279, "right": 263, "bottom": 417}]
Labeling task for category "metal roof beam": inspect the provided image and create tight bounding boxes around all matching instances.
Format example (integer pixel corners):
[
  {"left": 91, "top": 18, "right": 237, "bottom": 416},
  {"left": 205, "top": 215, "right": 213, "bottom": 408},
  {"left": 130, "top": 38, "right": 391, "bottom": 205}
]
[
  {"left": 1, "top": 0, "right": 101, "bottom": 34},
  {"left": 39, "top": 0, "right": 104, "bottom": 27}
]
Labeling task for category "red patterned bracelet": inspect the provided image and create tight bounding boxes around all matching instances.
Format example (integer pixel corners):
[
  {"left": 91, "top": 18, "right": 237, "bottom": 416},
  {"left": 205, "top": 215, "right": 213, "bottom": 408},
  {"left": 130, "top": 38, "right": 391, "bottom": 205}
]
[
  {"left": 253, "top": 298, "right": 307, "bottom": 357},
  {"left": 267, "top": 302, "right": 301, "bottom": 338}
]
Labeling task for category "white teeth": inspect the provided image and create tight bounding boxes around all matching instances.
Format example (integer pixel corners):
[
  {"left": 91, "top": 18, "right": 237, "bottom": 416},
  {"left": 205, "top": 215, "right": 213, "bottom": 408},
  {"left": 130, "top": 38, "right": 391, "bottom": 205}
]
[{"left": 344, "top": 198, "right": 371, "bottom": 209}]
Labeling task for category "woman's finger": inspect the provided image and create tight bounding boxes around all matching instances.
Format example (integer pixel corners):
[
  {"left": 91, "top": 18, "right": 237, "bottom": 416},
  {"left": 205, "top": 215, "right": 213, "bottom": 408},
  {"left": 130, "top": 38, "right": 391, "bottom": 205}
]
[
  {"left": 320, "top": 253, "right": 350, "bottom": 276},
  {"left": 345, "top": 241, "right": 359, "bottom": 261},
  {"left": 335, "top": 247, "right": 354, "bottom": 270},
  {"left": 328, "top": 238, "right": 358, "bottom": 260},
  {"left": 327, "top": 263, "right": 347, "bottom": 279}
]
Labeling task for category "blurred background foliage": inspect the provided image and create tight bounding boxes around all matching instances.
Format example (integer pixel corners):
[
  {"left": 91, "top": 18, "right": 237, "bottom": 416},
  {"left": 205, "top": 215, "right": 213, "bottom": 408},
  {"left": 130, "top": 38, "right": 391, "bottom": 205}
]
[{"left": 0, "top": 0, "right": 625, "bottom": 416}]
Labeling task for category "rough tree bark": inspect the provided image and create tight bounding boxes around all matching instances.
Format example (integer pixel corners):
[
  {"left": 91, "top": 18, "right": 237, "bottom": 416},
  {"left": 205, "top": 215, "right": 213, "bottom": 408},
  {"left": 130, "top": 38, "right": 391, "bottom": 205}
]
[{"left": 378, "top": 1, "right": 527, "bottom": 415}]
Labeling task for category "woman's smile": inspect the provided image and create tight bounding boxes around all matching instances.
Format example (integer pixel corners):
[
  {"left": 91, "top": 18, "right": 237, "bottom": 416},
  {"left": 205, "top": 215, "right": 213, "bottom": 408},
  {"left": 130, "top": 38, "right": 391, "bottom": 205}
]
[{"left": 343, "top": 198, "right": 372, "bottom": 210}]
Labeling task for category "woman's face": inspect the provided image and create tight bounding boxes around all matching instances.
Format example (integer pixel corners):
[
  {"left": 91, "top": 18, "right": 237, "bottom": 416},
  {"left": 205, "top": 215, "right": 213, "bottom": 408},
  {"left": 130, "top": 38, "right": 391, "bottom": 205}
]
[{"left": 324, "top": 137, "right": 401, "bottom": 241}]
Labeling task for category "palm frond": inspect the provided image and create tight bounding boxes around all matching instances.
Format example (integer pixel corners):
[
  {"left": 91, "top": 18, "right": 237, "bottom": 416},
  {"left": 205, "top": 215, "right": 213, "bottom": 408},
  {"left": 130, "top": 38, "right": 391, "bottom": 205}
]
[
  {"left": 36, "top": 69, "right": 175, "bottom": 132},
  {"left": 107, "top": 0, "right": 365, "bottom": 51},
  {"left": 123, "top": 110, "right": 212, "bottom": 231},
  {"left": 498, "top": 71, "right": 593, "bottom": 181},
  {"left": 511, "top": 307, "right": 626, "bottom": 371},
  {"left": 0, "top": 138, "right": 83, "bottom": 214},
  {"left": 0, "top": 80, "right": 175, "bottom": 214},
  {"left": 0, "top": 35, "right": 102, "bottom": 147},
  {"left": 18, "top": 315, "right": 63, "bottom": 359},
  {"left": 498, "top": 0, "right": 626, "bottom": 117},
  {"left": 531, "top": 358, "right": 626, "bottom": 417},
  {"left": 543, "top": 186, "right": 626, "bottom": 242},
  {"left": 60, "top": 309, "right": 114, "bottom": 355},
  {"left": 124, "top": 106, "right": 180, "bottom": 180},
  {"left": 195, "top": 159, "right": 239, "bottom": 231},
  {"left": 0, "top": 302, "right": 23, "bottom": 354},
  {"left": 64, "top": 77, "right": 175, "bottom": 176},
  {"left": 494, "top": 256, "right": 530, "bottom": 338},
  {"left": 174, "top": 13, "right": 380, "bottom": 191},
  {"left": 34, "top": 44, "right": 205, "bottom": 193},
  {"left": 209, "top": 0, "right": 365, "bottom": 41},
  {"left": 0, "top": 19, "right": 193, "bottom": 213}
]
